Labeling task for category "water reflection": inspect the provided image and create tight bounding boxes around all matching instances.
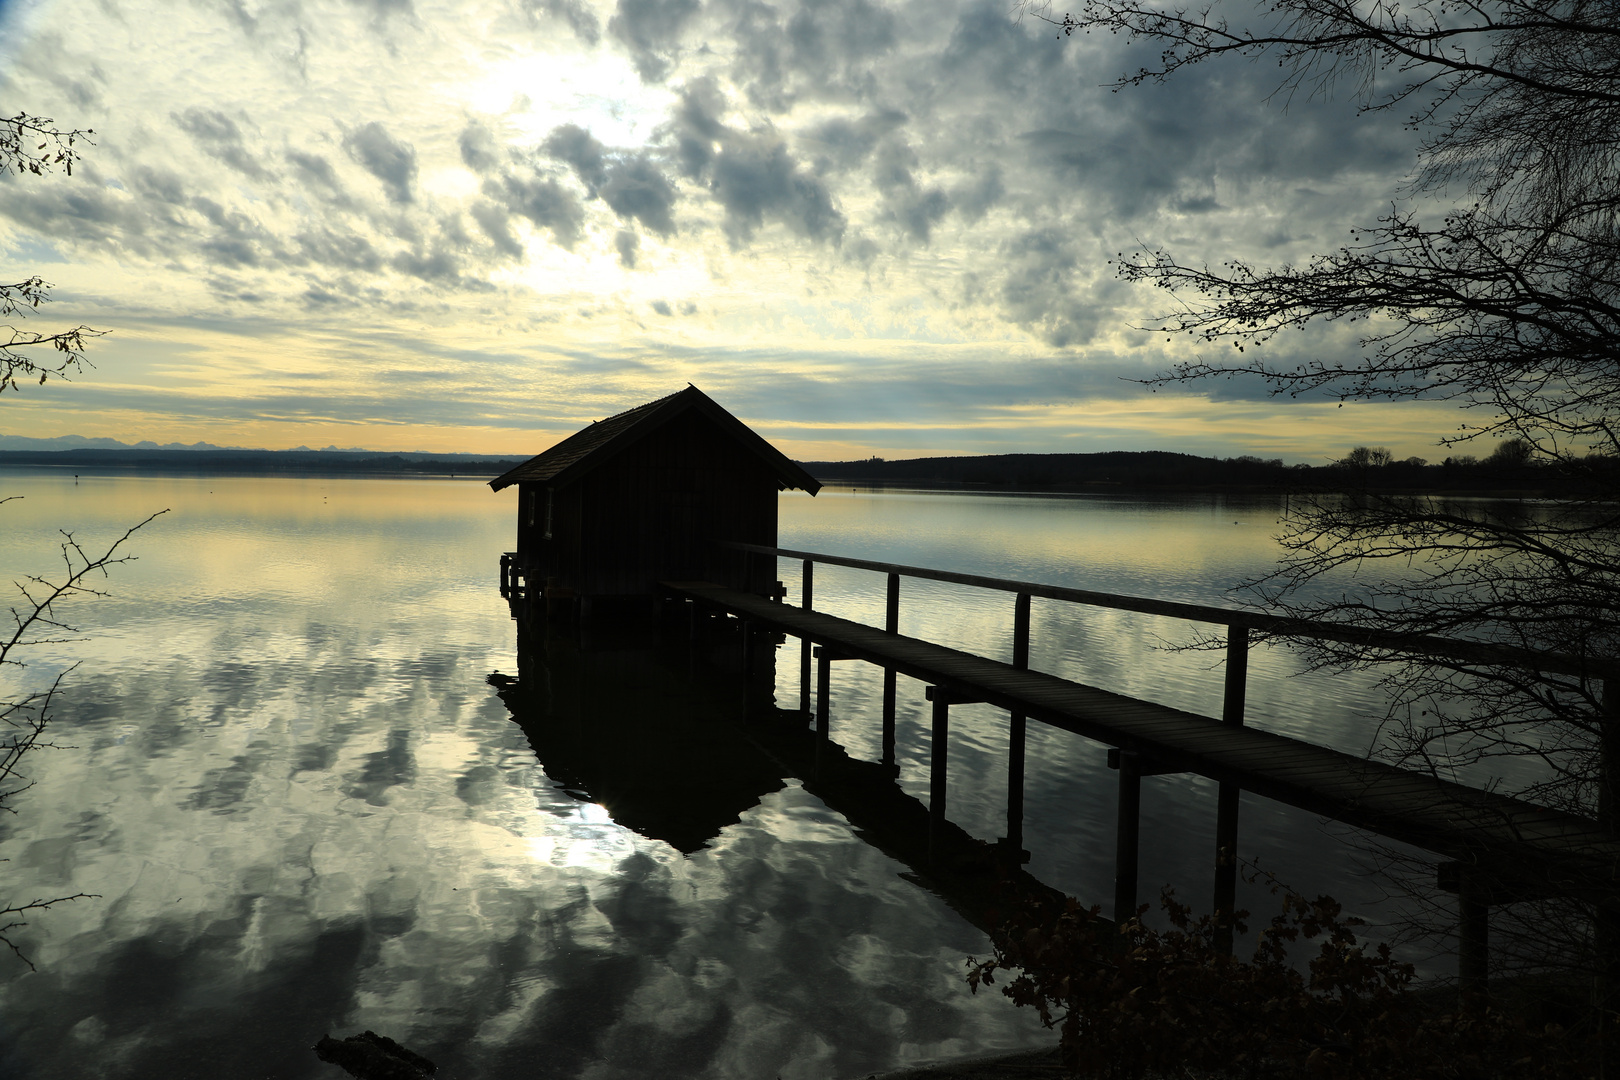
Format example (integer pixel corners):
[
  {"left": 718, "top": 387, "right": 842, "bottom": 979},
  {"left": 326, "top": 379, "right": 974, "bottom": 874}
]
[
  {"left": 0, "top": 471, "right": 1047, "bottom": 1079},
  {"left": 497, "top": 622, "right": 788, "bottom": 854},
  {"left": 0, "top": 473, "right": 1498, "bottom": 1080}
]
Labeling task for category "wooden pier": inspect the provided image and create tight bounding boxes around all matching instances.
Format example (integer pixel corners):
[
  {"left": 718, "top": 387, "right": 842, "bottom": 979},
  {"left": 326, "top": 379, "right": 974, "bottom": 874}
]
[{"left": 660, "top": 543, "right": 1620, "bottom": 993}]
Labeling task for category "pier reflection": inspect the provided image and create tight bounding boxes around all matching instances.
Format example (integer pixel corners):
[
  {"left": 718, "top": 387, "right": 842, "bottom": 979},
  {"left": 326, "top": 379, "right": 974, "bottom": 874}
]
[{"left": 497, "top": 607, "right": 1062, "bottom": 932}]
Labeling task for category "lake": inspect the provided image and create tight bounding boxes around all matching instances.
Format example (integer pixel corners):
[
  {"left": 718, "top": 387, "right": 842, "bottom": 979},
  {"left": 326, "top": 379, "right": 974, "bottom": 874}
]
[{"left": 0, "top": 472, "right": 1449, "bottom": 1079}]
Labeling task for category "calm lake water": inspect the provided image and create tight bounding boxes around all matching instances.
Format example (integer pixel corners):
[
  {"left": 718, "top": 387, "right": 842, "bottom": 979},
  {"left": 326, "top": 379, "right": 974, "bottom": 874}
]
[{"left": 0, "top": 473, "right": 1455, "bottom": 1079}]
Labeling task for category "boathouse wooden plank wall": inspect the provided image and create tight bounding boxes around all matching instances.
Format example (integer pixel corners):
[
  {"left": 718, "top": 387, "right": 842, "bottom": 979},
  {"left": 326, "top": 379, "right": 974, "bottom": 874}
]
[
  {"left": 492, "top": 386, "right": 820, "bottom": 605},
  {"left": 519, "top": 409, "right": 782, "bottom": 597}
]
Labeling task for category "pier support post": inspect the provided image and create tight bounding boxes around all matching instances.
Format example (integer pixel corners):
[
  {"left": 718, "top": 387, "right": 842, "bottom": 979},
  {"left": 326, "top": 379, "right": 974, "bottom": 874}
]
[
  {"left": 931, "top": 692, "right": 949, "bottom": 864},
  {"left": 1005, "top": 592, "right": 1032, "bottom": 860},
  {"left": 1004, "top": 715, "right": 1027, "bottom": 861},
  {"left": 739, "top": 620, "right": 753, "bottom": 721},
  {"left": 1213, "top": 624, "right": 1249, "bottom": 956},
  {"left": 812, "top": 646, "right": 856, "bottom": 777},
  {"left": 883, "top": 573, "right": 900, "bottom": 773},
  {"left": 799, "top": 560, "right": 814, "bottom": 715},
  {"left": 1458, "top": 877, "right": 1490, "bottom": 1001},
  {"left": 924, "top": 687, "right": 982, "bottom": 865},
  {"left": 933, "top": 693, "right": 946, "bottom": 861},
  {"left": 577, "top": 595, "right": 595, "bottom": 652},
  {"left": 1114, "top": 749, "right": 1142, "bottom": 923},
  {"left": 1213, "top": 784, "right": 1240, "bottom": 954},
  {"left": 1108, "top": 747, "right": 1188, "bottom": 924},
  {"left": 881, "top": 670, "right": 899, "bottom": 773},
  {"left": 816, "top": 647, "right": 832, "bottom": 738},
  {"left": 1597, "top": 675, "right": 1618, "bottom": 1061},
  {"left": 814, "top": 645, "right": 832, "bottom": 777},
  {"left": 683, "top": 598, "right": 700, "bottom": 677}
]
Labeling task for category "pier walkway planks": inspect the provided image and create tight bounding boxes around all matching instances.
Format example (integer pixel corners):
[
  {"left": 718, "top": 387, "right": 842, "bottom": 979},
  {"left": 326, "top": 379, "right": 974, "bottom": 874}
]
[{"left": 665, "top": 580, "right": 1618, "bottom": 891}]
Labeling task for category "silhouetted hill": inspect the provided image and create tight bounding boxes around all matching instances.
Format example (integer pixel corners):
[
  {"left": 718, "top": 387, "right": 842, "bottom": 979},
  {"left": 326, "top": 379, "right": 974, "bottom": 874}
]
[
  {"left": 801, "top": 451, "right": 1591, "bottom": 494},
  {"left": 802, "top": 451, "right": 1294, "bottom": 489}
]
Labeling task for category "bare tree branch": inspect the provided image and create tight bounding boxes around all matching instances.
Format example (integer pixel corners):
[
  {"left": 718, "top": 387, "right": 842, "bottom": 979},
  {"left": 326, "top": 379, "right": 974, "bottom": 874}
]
[
  {"left": 0, "top": 114, "right": 104, "bottom": 393},
  {"left": 0, "top": 508, "right": 165, "bottom": 967},
  {"left": 1051, "top": 0, "right": 1620, "bottom": 986},
  {"left": 0, "top": 113, "right": 93, "bottom": 178}
]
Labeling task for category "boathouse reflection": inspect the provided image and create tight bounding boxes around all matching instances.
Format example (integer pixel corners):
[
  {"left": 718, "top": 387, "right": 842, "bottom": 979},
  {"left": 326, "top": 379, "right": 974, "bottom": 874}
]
[
  {"left": 493, "top": 618, "right": 787, "bottom": 854},
  {"left": 494, "top": 607, "right": 1063, "bottom": 934}
]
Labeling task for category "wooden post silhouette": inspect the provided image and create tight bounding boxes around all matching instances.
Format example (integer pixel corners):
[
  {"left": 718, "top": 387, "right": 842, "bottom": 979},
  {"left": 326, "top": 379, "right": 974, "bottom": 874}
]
[
  {"left": 883, "top": 572, "right": 899, "bottom": 771},
  {"left": 1214, "top": 624, "right": 1249, "bottom": 956},
  {"left": 1005, "top": 592, "right": 1031, "bottom": 860},
  {"left": 1114, "top": 749, "right": 1143, "bottom": 923},
  {"left": 799, "top": 559, "right": 814, "bottom": 713}
]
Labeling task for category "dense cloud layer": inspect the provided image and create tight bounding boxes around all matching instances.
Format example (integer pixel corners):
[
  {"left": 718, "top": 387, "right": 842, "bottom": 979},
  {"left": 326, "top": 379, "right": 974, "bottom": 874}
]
[{"left": 0, "top": 0, "right": 1433, "bottom": 455}]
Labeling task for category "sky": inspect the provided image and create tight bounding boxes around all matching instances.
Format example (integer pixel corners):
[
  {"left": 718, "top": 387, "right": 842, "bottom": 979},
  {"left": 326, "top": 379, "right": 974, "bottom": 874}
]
[{"left": 0, "top": 0, "right": 1472, "bottom": 461}]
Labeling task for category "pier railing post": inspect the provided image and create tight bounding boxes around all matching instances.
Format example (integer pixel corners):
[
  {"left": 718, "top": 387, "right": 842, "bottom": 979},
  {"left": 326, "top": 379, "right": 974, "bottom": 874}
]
[
  {"left": 800, "top": 559, "right": 814, "bottom": 715},
  {"left": 1114, "top": 749, "right": 1142, "bottom": 923},
  {"left": 1213, "top": 623, "right": 1249, "bottom": 955},
  {"left": 883, "top": 572, "right": 900, "bottom": 771},
  {"left": 1005, "top": 592, "right": 1032, "bottom": 860}
]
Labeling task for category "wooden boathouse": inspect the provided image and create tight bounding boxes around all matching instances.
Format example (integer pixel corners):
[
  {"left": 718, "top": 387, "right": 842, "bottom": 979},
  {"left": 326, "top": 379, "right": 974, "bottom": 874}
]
[{"left": 491, "top": 386, "right": 820, "bottom": 614}]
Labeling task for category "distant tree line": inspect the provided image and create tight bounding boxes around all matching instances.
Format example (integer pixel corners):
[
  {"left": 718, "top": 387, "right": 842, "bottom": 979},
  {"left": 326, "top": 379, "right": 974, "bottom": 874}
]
[{"left": 804, "top": 444, "right": 1602, "bottom": 494}]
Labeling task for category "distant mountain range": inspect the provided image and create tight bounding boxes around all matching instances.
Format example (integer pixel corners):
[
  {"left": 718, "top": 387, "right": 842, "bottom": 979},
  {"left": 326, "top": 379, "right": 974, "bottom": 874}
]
[
  {"left": 1, "top": 433, "right": 406, "bottom": 454},
  {"left": 0, "top": 433, "right": 530, "bottom": 476}
]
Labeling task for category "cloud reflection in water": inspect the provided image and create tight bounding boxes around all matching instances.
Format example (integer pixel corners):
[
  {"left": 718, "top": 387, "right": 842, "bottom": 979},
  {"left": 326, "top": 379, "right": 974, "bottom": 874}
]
[{"left": 0, "top": 472, "right": 1046, "bottom": 1080}]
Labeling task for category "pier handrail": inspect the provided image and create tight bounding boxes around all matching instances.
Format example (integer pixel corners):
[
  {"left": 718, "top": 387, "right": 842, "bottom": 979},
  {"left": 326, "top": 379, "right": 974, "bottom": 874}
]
[
  {"left": 683, "top": 545, "right": 1617, "bottom": 988},
  {"left": 723, "top": 541, "right": 1616, "bottom": 681}
]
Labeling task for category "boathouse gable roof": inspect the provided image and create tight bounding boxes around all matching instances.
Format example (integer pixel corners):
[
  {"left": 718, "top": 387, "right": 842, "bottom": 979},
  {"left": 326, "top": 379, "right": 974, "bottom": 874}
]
[{"left": 488, "top": 385, "right": 821, "bottom": 495}]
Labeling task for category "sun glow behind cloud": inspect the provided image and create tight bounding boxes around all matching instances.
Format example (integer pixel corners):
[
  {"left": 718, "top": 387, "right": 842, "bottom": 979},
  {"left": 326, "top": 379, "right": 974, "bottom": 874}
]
[
  {"left": 462, "top": 48, "right": 673, "bottom": 145},
  {"left": 0, "top": 0, "right": 1453, "bottom": 461}
]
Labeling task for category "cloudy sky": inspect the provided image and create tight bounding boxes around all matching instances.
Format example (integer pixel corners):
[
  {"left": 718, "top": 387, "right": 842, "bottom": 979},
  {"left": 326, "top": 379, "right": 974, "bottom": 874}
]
[{"left": 0, "top": 0, "right": 1465, "bottom": 460}]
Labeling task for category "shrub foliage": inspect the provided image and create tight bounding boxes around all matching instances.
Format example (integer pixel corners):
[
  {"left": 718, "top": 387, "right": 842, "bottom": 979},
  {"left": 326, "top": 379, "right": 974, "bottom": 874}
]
[{"left": 967, "top": 874, "right": 1596, "bottom": 1079}]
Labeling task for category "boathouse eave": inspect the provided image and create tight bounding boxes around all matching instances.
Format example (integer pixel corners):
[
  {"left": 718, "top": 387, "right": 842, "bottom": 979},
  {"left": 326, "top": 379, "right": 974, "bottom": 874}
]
[{"left": 488, "top": 385, "right": 822, "bottom": 496}]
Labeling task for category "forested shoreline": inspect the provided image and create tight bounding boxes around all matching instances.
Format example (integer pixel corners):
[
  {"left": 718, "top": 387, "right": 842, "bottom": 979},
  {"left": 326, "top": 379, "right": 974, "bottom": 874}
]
[
  {"left": 4, "top": 444, "right": 1603, "bottom": 493},
  {"left": 804, "top": 446, "right": 1598, "bottom": 495}
]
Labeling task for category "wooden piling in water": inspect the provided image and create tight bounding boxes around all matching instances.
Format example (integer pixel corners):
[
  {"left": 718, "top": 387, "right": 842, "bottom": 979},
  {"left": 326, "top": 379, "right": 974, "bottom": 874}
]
[
  {"left": 883, "top": 572, "right": 900, "bottom": 772},
  {"left": 1214, "top": 625, "right": 1249, "bottom": 956},
  {"left": 1005, "top": 592, "right": 1031, "bottom": 862},
  {"left": 800, "top": 559, "right": 814, "bottom": 715},
  {"left": 931, "top": 691, "right": 950, "bottom": 864},
  {"left": 925, "top": 685, "right": 982, "bottom": 865},
  {"left": 1114, "top": 749, "right": 1142, "bottom": 922}
]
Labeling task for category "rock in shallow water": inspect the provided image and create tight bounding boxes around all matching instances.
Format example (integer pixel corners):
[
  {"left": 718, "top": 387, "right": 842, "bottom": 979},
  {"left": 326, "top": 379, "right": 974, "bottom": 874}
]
[{"left": 313, "top": 1030, "right": 437, "bottom": 1080}]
